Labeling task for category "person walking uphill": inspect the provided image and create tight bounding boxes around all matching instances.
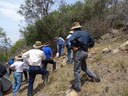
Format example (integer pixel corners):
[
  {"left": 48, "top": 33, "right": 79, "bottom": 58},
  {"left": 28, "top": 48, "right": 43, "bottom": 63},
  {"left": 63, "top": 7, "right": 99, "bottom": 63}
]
[
  {"left": 10, "top": 55, "right": 25, "bottom": 96},
  {"left": 22, "top": 41, "right": 49, "bottom": 96},
  {"left": 42, "top": 42, "right": 56, "bottom": 71},
  {"left": 70, "top": 22, "right": 100, "bottom": 92},
  {"left": 66, "top": 31, "right": 74, "bottom": 64},
  {"left": 55, "top": 37, "right": 65, "bottom": 57}
]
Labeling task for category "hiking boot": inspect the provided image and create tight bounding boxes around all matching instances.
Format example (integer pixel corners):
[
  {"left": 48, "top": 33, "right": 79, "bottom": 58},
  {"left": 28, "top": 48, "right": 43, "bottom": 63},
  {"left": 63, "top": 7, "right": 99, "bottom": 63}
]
[
  {"left": 53, "top": 62, "right": 56, "bottom": 71},
  {"left": 43, "top": 72, "right": 49, "bottom": 86},
  {"left": 89, "top": 77, "right": 101, "bottom": 82},
  {"left": 71, "top": 85, "right": 81, "bottom": 92}
]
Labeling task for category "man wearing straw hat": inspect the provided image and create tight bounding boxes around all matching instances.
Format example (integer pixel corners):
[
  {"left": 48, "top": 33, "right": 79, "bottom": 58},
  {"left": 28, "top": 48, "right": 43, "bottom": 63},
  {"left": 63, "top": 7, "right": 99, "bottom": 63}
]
[
  {"left": 70, "top": 22, "right": 100, "bottom": 92},
  {"left": 22, "top": 41, "right": 49, "bottom": 96}
]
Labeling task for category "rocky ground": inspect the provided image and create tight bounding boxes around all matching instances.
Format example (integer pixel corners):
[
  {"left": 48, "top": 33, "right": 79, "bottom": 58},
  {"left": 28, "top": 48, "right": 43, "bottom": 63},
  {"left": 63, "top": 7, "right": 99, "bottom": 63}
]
[{"left": 8, "top": 32, "right": 128, "bottom": 96}]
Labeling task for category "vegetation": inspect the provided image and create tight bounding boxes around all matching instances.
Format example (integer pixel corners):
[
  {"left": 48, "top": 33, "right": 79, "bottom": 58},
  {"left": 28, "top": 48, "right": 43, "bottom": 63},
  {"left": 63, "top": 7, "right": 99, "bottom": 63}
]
[{"left": 19, "top": 0, "right": 128, "bottom": 46}]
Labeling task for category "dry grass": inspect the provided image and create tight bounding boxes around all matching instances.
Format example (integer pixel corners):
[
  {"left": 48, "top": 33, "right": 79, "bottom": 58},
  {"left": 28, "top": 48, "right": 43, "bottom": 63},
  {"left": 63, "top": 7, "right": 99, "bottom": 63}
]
[{"left": 7, "top": 34, "right": 128, "bottom": 96}]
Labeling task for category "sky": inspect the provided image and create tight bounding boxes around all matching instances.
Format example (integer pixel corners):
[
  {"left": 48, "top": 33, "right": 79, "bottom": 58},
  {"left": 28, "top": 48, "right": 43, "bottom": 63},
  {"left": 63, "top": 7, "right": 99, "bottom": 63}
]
[{"left": 0, "top": 0, "right": 83, "bottom": 45}]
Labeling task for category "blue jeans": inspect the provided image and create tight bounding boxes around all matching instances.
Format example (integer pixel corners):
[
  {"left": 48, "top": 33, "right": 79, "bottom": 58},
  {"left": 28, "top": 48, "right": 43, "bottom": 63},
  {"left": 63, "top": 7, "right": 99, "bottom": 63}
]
[
  {"left": 67, "top": 47, "right": 71, "bottom": 63},
  {"left": 13, "top": 72, "right": 22, "bottom": 96},
  {"left": 57, "top": 44, "right": 64, "bottom": 57},
  {"left": 27, "top": 66, "right": 49, "bottom": 96}
]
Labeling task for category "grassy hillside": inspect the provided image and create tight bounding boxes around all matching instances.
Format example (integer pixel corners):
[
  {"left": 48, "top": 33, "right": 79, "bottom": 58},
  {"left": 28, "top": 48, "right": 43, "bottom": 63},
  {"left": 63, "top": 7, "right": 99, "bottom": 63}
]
[{"left": 8, "top": 33, "right": 128, "bottom": 96}]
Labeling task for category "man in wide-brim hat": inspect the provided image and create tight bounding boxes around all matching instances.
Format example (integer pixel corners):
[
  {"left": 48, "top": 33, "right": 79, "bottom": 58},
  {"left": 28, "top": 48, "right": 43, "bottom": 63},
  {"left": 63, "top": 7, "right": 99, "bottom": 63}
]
[
  {"left": 70, "top": 22, "right": 100, "bottom": 92},
  {"left": 22, "top": 41, "right": 49, "bottom": 96}
]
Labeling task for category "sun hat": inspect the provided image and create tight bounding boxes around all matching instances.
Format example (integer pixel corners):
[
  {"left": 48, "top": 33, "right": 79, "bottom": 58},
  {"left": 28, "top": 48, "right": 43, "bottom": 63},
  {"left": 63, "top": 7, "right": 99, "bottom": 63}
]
[
  {"left": 69, "top": 31, "right": 74, "bottom": 34},
  {"left": 0, "top": 64, "right": 12, "bottom": 93},
  {"left": 33, "top": 41, "right": 43, "bottom": 48},
  {"left": 71, "top": 22, "right": 82, "bottom": 30},
  {"left": 43, "top": 42, "right": 49, "bottom": 46},
  {"left": 15, "top": 54, "right": 23, "bottom": 61}
]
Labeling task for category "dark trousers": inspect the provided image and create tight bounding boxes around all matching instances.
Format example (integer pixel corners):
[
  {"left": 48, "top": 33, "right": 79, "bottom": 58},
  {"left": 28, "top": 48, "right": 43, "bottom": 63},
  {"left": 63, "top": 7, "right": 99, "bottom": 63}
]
[
  {"left": 42, "top": 59, "right": 56, "bottom": 71},
  {"left": 73, "top": 49, "right": 98, "bottom": 91},
  {"left": 27, "top": 66, "right": 49, "bottom": 96},
  {"left": 23, "top": 70, "right": 28, "bottom": 81}
]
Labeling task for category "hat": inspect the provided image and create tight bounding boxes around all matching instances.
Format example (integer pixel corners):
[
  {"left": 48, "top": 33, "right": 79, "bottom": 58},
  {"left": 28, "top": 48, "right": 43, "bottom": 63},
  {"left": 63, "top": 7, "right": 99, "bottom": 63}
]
[
  {"left": 15, "top": 54, "right": 22, "bottom": 60},
  {"left": 43, "top": 42, "right": 49, "bottom": 46},
  {"left": 33, "top": 41, "right": 43, "bottom": 48},
  {"left": 0, "top": 64, "right": 12, "bottom": 92},
  {"left": 69, "top": 31, "right": 74, "bottom": 34},
  {"left": 71, "top": 22, "right": 82, "bottom": 30}
]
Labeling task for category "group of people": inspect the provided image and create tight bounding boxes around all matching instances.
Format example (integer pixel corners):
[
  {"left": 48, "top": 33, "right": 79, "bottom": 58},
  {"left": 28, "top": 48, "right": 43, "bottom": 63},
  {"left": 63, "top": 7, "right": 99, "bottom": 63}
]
[{"left": 0, "top": 22, "right": 100, "bottom": 96}]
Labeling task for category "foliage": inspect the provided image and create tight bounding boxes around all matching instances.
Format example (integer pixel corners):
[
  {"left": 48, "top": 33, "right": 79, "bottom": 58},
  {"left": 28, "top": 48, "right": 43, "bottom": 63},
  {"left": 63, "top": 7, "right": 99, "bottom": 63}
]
[
  {"left": 10, "top": 39, "right": 27, "bottom": 55},
  {"left": 19, "top": 0, "right": 127, "bottom": 47}
]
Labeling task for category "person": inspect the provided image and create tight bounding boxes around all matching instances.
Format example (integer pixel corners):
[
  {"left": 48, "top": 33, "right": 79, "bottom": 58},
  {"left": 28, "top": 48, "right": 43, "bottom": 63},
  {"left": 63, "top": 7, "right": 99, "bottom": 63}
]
[
  {"left": 42, "top": 42, "right": 56, "bottom": 71},
  {"left": 70, "top": 22, "right": 100, "bottom": 92},
  {"left": 66, "top": 31, "right": 74, "bottom": 64},
  {"left": 0, "top": 64, "right": 12, "bottom": 96},
  {"left": 22, "top": 41, "right": 49, "bottom": 96},
  {"left": 10, "top": 54, "right": 26, "bottom": 96},
  {"left": 21, "top": 50, "right": 29, "bottom": 82},
  {"left": 55, "top": 37, "right": 65, "bottom": 57},
  {"left": 8, "top": 57, "right": 14, "bottom": 75}
]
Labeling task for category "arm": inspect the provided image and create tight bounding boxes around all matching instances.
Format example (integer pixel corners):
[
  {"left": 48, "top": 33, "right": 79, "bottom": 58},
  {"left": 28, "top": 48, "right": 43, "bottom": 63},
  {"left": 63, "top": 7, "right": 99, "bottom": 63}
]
[
  {"left": 22, "top": 51, "right": 29, "bottom": 60},
  {"left": 42, "top": 51, "right": 46, "bottom": 60}
]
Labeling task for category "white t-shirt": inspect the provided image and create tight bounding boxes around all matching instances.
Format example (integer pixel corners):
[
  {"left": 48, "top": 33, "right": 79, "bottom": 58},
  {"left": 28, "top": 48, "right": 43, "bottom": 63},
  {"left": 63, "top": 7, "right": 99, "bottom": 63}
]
[
  {"left": 10, "top": 61, "right": 25, "bottom": 72},
  {"left": 66, "top": 34, "right": 72, "bottom": 39},
  {"left": 22, "top": 49, "right": 46, "bottom": 67}
]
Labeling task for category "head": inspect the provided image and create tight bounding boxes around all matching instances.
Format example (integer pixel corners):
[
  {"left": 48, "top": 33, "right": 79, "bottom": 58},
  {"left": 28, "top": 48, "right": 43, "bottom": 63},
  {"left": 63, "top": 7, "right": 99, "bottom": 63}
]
[
  {"left": 43, "top": 42, "right": 49, "bottom": 47},
  {"left": 33, "top": 41, "right": 43, "bottom": 49},
  {"left": 15, "top": 54, "right": 23, "bottom": 61},
  {"left": 71, "top": 22, "right": 82, "bottom": 31}
]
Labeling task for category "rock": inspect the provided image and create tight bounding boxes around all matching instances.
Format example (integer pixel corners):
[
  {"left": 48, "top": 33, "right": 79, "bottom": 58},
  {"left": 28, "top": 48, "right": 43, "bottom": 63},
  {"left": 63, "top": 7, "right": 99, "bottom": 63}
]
[
  {"left": 119, "top": 41, "right": 128, "bottom": 52},
  {"left": 113, "top": 48, "right": 120, "bottom": 54},
  {"left": 65, "top": 89, "right": 78, "bottom": 96},
  {"left": 102, "top": 46, "right": 112, "bottom": 54}
]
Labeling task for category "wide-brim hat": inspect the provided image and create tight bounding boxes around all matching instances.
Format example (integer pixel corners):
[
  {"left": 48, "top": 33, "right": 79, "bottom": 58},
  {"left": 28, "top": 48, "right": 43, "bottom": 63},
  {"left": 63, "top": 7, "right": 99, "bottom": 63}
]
[
  {"left": 15, "top": 54, "right": 23, "bottom": 60},
  {"left": 71, "top": 22, "right": 82, "bottom": 30},
  {"left": 33, "top": 41, "right": 43, "bottom": 48},
  {"left": 69, "top": 31, "right": 74, "bottom": 34},
  {"left": 42, "top": 42, "right": 49, "bottom": 46}
]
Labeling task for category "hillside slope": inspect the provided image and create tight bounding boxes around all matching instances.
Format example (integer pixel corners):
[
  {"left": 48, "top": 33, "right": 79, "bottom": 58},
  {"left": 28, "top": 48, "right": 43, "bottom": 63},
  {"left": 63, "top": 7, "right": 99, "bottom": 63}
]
[{"left": 8, "top": 33, "right": 128, "bottom": 96}]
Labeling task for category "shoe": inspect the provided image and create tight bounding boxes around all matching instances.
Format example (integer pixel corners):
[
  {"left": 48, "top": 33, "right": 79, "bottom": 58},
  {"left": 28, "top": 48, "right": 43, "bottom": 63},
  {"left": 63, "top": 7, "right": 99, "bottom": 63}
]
[
  {"left": 43, "top": 72, "right": 49, "bottom": 86},
  {"left": 71, "top": 85, "right": 81, "bottom": 92},
  {"left": 89, "top": 77, "right": 100, "bottom": 82}
]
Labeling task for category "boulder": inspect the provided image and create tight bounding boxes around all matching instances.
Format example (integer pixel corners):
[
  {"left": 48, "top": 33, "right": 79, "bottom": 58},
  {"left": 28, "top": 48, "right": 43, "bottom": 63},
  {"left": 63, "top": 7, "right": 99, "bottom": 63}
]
[
  {"left": 65, "top": 89, "right": 78, "bottom": 96},
  {"left": 102, "top": 46, "right": 112, "bottom": 54}
]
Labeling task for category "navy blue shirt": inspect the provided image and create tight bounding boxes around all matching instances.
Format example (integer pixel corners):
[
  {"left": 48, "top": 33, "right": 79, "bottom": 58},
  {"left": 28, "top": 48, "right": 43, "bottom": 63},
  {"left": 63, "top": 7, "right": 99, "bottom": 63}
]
[
  {"left": 70, "top": 30, "right": 94, "bottom": 51},
  {"left": 42, "top": 46, "right": 53, "bottom": 59}
]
